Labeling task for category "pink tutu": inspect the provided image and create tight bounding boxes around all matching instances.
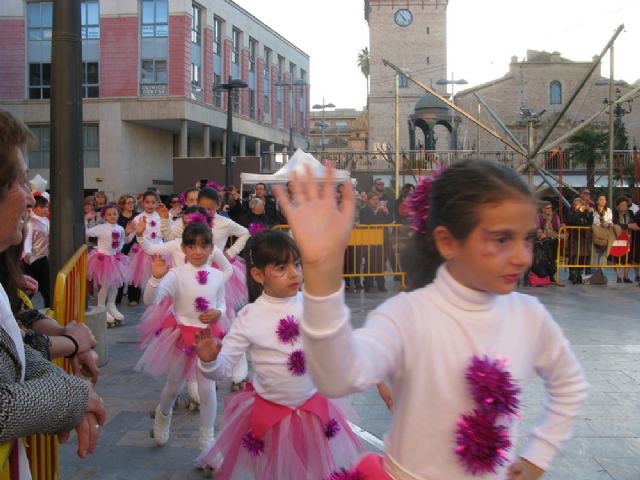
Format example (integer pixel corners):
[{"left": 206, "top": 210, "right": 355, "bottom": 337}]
[
  {"left": 222, "top": 257, "right": 248, "bottom": 329},
  {"left": 87, "top": 249, "right": 129, "bottom": 289},
  {"left": 126, "top": 245, "right": 171, "bottom": 288},
  {"left": 135, "top": 298, "right": 224, "bottom": 381},
  {"left": 197, "top": 389, "right": 361, "bottom": 480}
]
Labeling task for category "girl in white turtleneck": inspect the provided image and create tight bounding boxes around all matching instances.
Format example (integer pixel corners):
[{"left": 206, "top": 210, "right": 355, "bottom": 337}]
[
  {"left": 86, "top": 203, "right": 134, "bottom": 327},
  {"left": 275, "top": 160, "right": 588, "bottom": 480}
]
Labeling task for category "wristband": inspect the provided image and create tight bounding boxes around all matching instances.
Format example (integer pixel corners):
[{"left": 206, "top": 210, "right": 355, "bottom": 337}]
[{"left": 62, "top": 334, "right": 79, "bottom": 358}]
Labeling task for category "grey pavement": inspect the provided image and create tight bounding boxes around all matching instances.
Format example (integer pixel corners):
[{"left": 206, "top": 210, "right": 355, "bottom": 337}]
[{"left": 58, "top": 274, "right": 640, "bottom": 479}]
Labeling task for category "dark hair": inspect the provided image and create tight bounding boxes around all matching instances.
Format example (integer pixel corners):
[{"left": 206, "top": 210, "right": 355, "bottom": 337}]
[
  {"left": 244, "top": 229, "right": 300, "bottom": 303},
  {"left": 0, "top": 109, "right": 34, "bottom": 202},
  {"left": 400, "top": 159, "right": 533, "bottom": 290},
  {"left": 198, "top": 187, "right": 219, "bottom": 204},
  {"left": 615, "top": 196, "right": 629, "bottom": 207},
  {"left": 100, "top": 202, "right": 118, "bottom": 217},
  {"left": 143, "top": 190, "right": 158, "bottom": 202},
  {"left": 182, "top": 221, "right": 213, "bottom": 247},
  {"left": 34, "top": 195, "right": 49, "bottom": 208},
  {"left": 184, "top": 187, "right": 199, "bottom": 198},
  {"left": 0, "top": 244, "right": 27, "bottom": 312}
]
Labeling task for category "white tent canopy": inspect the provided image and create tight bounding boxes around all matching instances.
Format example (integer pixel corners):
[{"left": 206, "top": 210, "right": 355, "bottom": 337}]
[{"left": 240, "top": 149, "right": 350, "bottom": 186}]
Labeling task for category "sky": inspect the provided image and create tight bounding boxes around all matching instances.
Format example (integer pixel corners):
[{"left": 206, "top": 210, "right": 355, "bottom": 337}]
[{"left": 234, "top": 0, "right": 640, "bottom": 111}]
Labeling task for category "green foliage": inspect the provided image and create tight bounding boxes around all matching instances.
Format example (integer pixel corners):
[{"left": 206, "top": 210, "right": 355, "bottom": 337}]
[{"left": 567, "top": 125, "right": 608, "bottom": 189}]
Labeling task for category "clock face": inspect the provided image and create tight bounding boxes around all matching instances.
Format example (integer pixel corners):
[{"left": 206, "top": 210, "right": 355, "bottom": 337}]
[{"left": 394, "top": 8, "right": 413, "bottom": 27}]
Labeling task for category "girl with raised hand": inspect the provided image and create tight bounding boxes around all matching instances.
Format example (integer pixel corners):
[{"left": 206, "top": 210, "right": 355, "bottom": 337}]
[
  {"left": 274, "top": 159, "right": 588, "bottom": 480},
  {"left": 193, "top": 229, "right": 361, "bottom": 479}
]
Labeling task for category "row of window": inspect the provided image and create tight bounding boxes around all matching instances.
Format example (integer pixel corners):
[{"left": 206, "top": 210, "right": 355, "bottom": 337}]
[
  {"left": 28, "top": 1, "right": 99, "bottom": 40},
  {"left": 28, "top": 125, "right": 99, "bottom": 169},
  {"left": 29, "top": 62, "right": 98, "bottom": 99}
]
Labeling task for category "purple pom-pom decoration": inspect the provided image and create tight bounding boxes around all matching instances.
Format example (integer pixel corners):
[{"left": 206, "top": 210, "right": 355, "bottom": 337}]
[
  {"left": 325, "top": 418, "right": 341, "bottom": 439},
  {"left": 276, "top": 315, "right": 299, "bottom": 345},
  {"left": 131, "top": 244, "right": 141, "bottom": 253},
  {"left": 248, "top": 222, "right": 266, "bottom": 236},
  {"left": 407, "top": 168, "right": 446, "bottom": 234},
  {"left": 111, "top": 241, "right": 119, "bottom": 249},
  {"left": 194, "top": 296, "right": 210, "bottom": 313},
  {"left": 111, "top": 231, "right": 120, "bottom": 240},
  {"left": 180, "top": 345, "right": 194, "bottom": 355},
  {"left": 185, "top": 212, "right": 212, "bottom": 227},
  {"left": 466, "top": 355, "right": 520, "bottom": 417},
  {"left": 150, "top": 232, "right": 157, "bottom": 239},
  {"left": 328, "top": 469, "right": 365, "bottom": 480},
  {"left": 150, "top": 220, "right": 157, "bottom": 227},
  {"left": 455, "top": 409, "right": 512, "bottom": 475},
  {"left": 206, "top": 181, "right": 223, "bottom": 192},
  {"left": 241, "top": 432, "right": 265, "bottom": 457},
  {"left": 196, "top": 270, "right": 209, "bottom": 285},
  {"left": 287, "top": 349, "right": 306, "bottom": 376},
  {"left": 97, "top": 253, "right": 104, "bottom": 261}
]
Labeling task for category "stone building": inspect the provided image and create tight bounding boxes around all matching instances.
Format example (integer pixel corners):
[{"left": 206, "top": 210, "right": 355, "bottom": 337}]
[
  {"left": 0, "top": 0, "right": 310, "bottom": 197},
  {"left": 308, "top": 108, "right": 368, "bottom": 152}
]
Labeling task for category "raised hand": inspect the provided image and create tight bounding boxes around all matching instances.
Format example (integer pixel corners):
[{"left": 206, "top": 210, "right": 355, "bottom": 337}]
[
  {"left": 125, "top": 220, "right": 136, "bottom": 235},
  {"left": 273, "top": 164, "right": 355, "bottom": 296},
  {"left": 150, "top": 254, "right": 169, "bottom": 279},
  {"left": 194, "top": 328, "right": 222, "bottom": 363},
  {"left": 135, "top": 217, "right": 146, "bottom": 236},
  {"left": 157, "top": 203, "right": 169, "bottom": 219}
]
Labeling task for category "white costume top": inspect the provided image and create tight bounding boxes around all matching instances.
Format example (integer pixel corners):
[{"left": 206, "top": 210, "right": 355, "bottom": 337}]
[
  {"left": 86, "top": 223, "right": 132, "bottom": 256},
  {"left": 161, "top": 213, "right": 249, "bottom": 259},
  {"left": 301, "top": 264, "right": 588, "bottom": 478},
  {"left": 145, "top": 263, "right": 226, "bottom": 328},
  {"left": 592, "top": 207, "right": 613, "bottom": 226},
  {"left": 136, "top": 235, "right": 233, "bottom": 282},
  {"left": 23, "top": 214, "right": 49, "bottom": 263},
  {"left": 133, "top": 211, "right": 163, "bottom": 245},
  {"left": 200, "top": 292, "right": 316, "bottom": 408}
]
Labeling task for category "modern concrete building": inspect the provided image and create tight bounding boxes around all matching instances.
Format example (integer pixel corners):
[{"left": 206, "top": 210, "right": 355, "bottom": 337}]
[{"left": 0, "top": 0, "right": 310, "bottom": 197}]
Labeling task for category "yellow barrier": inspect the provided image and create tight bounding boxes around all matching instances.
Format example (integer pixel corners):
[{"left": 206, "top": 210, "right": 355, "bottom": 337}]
[
  {"left": 0, "top": 245, "right": 88, "bottom": 480},
  {"left": 556, "top": 225, "right": 640, "bottom": 271},
  {"left": 274, "top": 224, "right": 407, "bottom": 288}
]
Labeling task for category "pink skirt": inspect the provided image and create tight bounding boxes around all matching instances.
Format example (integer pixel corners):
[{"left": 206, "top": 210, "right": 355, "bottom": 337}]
[
  {"left": 221, "top": 257, "right": 248, "bottom": 330},
  {"left": 126, "top": 245, "right": 172, "bottom": 288},
  {"left": 197, "top": 389, "right": 362, "bottom": 480},
  {"left": 86, "top": 249, "right": 129, "bottom": 290},
  {"left": 135, "top": 298, "right": 223, "bottom": 381}
]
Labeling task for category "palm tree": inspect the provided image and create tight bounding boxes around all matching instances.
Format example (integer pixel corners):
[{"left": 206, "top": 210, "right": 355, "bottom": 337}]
[
  {"left": 357, "top": 47, "right": 370, "bottom": 96},
  {"left": 567, "top": 125, "right": 608, "bottom": 189}
]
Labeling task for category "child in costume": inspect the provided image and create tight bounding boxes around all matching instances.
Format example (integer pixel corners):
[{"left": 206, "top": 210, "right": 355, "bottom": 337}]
[
  {"left": 126, "top": 190, "right": 165, "bottom": 288},
  {"left": 22, "top": 194, "right": 52, "bottom": 308},
  {"left": 86, "top": 203, "right": 134, "bottom": 326},
  {"left": 275, "top": 160, "right": 588, "bottom": 479},
  {"left": 194, "top": 230, "right": 361, "bottom": 479},
  {"left": 135, "top": 222, "right": 226, "bottom": 458}
]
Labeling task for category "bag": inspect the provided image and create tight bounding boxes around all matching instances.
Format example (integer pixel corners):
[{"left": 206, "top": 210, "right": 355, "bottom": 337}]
[
  {"left": 531, "top": 240, "right": 556, "bottom": 278},
  {"left": 588, "top": 269, "right": 608, "bottom": 285},
  {"left": 591, "top": 225, "right": 610, "bottom": 248},
  {"left": 528, "top": 273, "right": 551, "bottom": 287}
]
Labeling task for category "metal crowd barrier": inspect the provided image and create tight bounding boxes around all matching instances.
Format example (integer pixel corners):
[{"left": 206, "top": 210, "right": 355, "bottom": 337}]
[
  {"left": 275, "top": 224, "right": 407, "bottom": 288},
  {"left": 0, "top": 245, "right": 88, "bottom": 480},
  {"left": 556, "top": 225, "right": 640, "bottom": 271}
]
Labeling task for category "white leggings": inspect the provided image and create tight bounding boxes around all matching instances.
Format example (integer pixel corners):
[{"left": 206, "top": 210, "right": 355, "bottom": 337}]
[
  {"left": 96, "top": 285, "right": 117, "bottom": 307},
  {"left": 159, "top": 369, "right": 216, "bottom": 429}
]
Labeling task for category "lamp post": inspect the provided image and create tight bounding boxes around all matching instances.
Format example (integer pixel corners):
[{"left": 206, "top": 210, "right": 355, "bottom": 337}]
[
  {"left": 276, "top": 79, "right": 308, "bottom": 155},
  {"left": 436, "top": 73, "right": 468, "bottom": 150},
  {"left": 312, "top": 98, "right": 335, "bottom": 152},
  {"left": 214, "top": 76, "right": 248, "bottom": 190}
]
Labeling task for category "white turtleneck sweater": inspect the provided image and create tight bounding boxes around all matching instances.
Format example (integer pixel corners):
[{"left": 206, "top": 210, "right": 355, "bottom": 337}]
[
  {"left": 200, "top": 292, "right": 317, "bottom": 408},
  {"left": 86, "top": 222, "right": 133, "bottom": 255},
  {"left": 301, "top": 264, "right": 588, "bottom": 479},
  {"left": 133, "top": 211, "right": 163, "bottom": 245}
]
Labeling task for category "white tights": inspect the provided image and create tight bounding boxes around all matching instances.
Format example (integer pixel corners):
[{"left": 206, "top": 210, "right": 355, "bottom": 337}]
[
  {"left": 96, "top": 285, "right": 117, "bottom": 307},
  {"left": 159, "top": 370, "right": 216, "bottom": 429}
]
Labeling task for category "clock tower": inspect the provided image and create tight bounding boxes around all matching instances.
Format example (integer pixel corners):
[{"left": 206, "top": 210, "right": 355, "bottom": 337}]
[{"left": 365, "top": 0, "right": 448, "bottom": 154}]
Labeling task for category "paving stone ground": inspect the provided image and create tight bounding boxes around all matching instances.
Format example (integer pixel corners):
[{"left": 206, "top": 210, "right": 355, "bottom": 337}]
[{"left": 58, "top": 274, "right": 640, "bottom": 479}]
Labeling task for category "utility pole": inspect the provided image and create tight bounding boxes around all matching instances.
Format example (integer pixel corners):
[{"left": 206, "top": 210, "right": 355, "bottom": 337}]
[
  {"left": 395, "top": 74, "right": 400, "bottom": 199},
  {"left": 607, "top": 46, "right": 615, "bottom": 207}
]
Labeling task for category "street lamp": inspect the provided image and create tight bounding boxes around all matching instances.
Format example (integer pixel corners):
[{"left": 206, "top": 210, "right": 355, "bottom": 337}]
[
  {"left": 214, "top": 76, "right": 248, "bottom": 190},
  {"left": 276, "top": 79, "right": 308, "bottom": 155},
  {"left": 312, "top": 99, "right": 335, "bottom": 152},
  {"left": 436, "top": 73, "right": 468, "bottom": 149}
]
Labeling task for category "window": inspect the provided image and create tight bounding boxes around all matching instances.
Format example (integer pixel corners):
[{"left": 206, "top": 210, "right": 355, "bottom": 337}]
[
  {"left": 191, "top": 63, "right": 201, "bottom": 88},
  {"left": 249, "top": 88, "right": 256, "bottom": 119},
  {"left": 232, "top": 91, "right": 240, "bottom": 114},
  {"left": 550, "top": 81, "right": 562, "bottom": 105},
  {"left": 336, "top": 121, "right": 348, "bottom": 131},
  {"left": 28, "top": 126, "right": 50, "bottom": 168},
  {"left": 232, "top": 28, "right": 241, "bottom": 64},
  {"left": 81, "top": 1, "right": 100, "bottom": 39},
  {"left": 141, "top": 0, "right": 168, "bottom": 37},
  {"left": 27, "top": 2, "right": 52, "bottom": 41},
  {"left": 29, "top": 63, "right": 51, "bottom": 99},
  {"left": 263, "top": 46, "right": 271, "bottom": 75},
  {"left": 249, "top": 37, "right": 257, "bottom": 73},
  {"left": 191, "top": 4, "right": 201, "bottom": 45},
  {"left": 82, "top": 62, "right": 99, "bottom": 98},
  {"left": 264, "top": 91, "right": 270, "bottom": 114},
  {"left": 399, "top": 75, "right": 408, "bottom": 88},
  {"left": 213, "top": 73, "right": 222, "bottom": 107},
  {"left": 140, "top": 59, "right": 167, "bottom": 95},
  {"left": 83, "top": 125, "right": 100, "bottom": 167},
  {"left": 277, "top": 55, "right": 285, "bottom": 81},
  {"left": 213, "top": 17, "right": 222, "bottom": 55}
]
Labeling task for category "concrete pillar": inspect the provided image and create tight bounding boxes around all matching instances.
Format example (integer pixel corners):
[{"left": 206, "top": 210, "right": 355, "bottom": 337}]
[
  {"left": 254, "top": 139, "right": 261, "bottom": 157},
  {"left": 269, "top": 143, "right": 275, "bottom": 171},
  {"left": 85, "top": 306, "right": 108, "bottom": 367},
  {"left": 239, "top": 134, "right": 246, "bottom": 156},
  {"left": 203, "top": 125, "right": 210, "bottom": 157},
  {"left": 222, "top": 130, "right": 227, "bottom": 157},
  {"left": 179, "top": 120, "right": 188, "bottom": 157},
  {"left": 213, "top": 140, "right": 222, "bottom": 156}
]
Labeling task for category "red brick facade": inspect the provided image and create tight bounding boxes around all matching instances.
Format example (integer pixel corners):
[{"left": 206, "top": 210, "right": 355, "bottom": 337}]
[
  {"left": 203, "top": 27, "right": 213, "bottom": 104},
  {"left": 0, "top": 19, "right": 25, "bottom": 100},
  {"left": 283, "top": 72, "right": 290, "bottom": 131},
  {"left": 223, "top": 39, "right": 232, "bottom": 110},
  {"left": 100, "top": 17, "right": 138, "bottom": 97},
  {"left": 240, "top": 48, "right": 249, "bottom": 116},
  {"left": 271, "top": 65, "right": 278, "bottom": 124},
  {"left": 168, "top": 15, "right": 190, "bottom": 97},
  {"left": 256, "top": 58, "right": 265, "bottom": 121}
]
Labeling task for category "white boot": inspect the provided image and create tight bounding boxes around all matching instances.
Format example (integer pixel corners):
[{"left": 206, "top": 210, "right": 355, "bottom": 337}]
[
  {"left": 187, "top": 379, "right": 201, "bottom": 405},
  {"left": 106, "top": 311, "right": 115, "bottom": 328},
  {"left": 106, "top": 287, "right": 124, "bottom": 322},
  {"left": 198, "top": 426, "right": 215, "bottom": 453},
  {"left": 153, "top": 405, "right": 172, "bottom": 446}
]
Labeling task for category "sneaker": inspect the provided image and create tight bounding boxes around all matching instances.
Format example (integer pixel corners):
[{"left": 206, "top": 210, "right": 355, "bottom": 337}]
[
  {"left": 152, "top": 405, "right": 172, "bottom": 446},
  {"left": 623, "top": 277, "right": 633, "bottom": 284},
  {"left": 128, "top": 300, "right": 139, "bottom": 306}
]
